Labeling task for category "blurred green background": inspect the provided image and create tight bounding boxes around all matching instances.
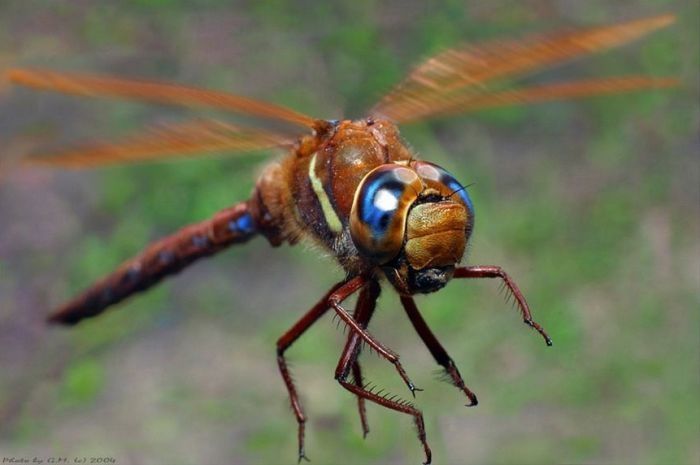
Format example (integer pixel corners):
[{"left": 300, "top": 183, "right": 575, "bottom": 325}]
[{"left": 0, "top": 1, "right": 698, "bottom": 464}]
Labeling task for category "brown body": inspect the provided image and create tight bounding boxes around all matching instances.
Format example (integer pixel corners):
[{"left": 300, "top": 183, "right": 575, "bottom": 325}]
[
  {"left": 48, "top": 118, "right": 439, "bottom": 323},
  {"left": 6, "top": 14, "right": 676, "bottom": 465},
  {"left": 254, "top": 119, "right": 413, "bottom": 272}
]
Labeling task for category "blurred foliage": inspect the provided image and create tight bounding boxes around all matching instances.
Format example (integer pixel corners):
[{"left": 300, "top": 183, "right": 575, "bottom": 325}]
[
  {"left": 0, "top": 1, "right": 698, "bottom": 465},
  {"left": 59, "top": 359, "right": 105, "bottom": 407}
]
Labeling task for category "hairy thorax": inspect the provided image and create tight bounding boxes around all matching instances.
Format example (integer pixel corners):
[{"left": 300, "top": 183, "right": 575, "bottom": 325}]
[{"left": 249, "top": 119, "right": 413, "bottom": 275}]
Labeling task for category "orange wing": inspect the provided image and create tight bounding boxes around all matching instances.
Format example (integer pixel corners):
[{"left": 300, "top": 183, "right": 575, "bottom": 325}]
[
  {"left": 371, "top": 14, "right": 676, "bottom": 123},
  {"left": 382, "top": 76, "right": 679, "bottom": 122},
  {"left": 7, "top": 68, "right": 317, "bottom": 128},
  {"left": 23, "top": 119, "right": 291, "bottom": 168}
]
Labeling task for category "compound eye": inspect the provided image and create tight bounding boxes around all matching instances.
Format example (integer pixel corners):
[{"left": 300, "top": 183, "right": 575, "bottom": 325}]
[
  {"left": 350, "top": 165, "right": 422, "bottom": 264},
  {"left": 413, "top": 161, "right": 474, "bottom": 213}
]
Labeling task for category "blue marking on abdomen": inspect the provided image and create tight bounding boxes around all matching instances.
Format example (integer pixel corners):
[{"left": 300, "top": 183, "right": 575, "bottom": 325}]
[{"left": 229, "top": 211, "right": 256, "bottom": 235}]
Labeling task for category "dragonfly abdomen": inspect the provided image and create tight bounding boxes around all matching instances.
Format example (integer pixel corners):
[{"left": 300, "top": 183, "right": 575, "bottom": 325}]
[{"left": 48, "top": 201, "right": 257, "bottom": 325}]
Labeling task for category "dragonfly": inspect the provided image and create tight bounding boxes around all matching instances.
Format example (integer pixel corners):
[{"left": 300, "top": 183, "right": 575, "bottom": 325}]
[{"left": 5, "top": 14, "right": 676, "bottom": 465}]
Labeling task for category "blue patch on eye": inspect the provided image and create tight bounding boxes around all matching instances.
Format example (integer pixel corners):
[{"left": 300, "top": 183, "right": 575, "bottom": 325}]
[
  {"left": 428, "top": 163, "right": 474, "bottom": 216},
  {"left": 444, "top": 176, "right": 475, "bottom": 214},
  {"left": 359, "top": 173, "right": 404, "bottom": 238}
]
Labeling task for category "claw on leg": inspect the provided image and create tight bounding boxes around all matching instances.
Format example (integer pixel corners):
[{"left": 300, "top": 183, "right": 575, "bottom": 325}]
[
  {"left": 329, "top": 277, "right": 420, "bottom": 397},
  {"left": 455, "top": 266, "right": 553, "bottom": 346},
  {"left": 276, "top": 282, "right": 345, "bottom": 462},
  {"left": 401, "top": 296, "right": 478, "bottom": 407},
  {"left": 338, "top": 380, "right": 432, "bottom": 465},
  {"left": 334, "top": 279, "right": 431, "bottom": 463},
  {"left": 352, "top": 361, "right": 370, "bottom": 438}
]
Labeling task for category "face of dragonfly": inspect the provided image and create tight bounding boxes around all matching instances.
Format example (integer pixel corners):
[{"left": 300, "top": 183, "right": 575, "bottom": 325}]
[{"left": 350, "top": 161, "right": 475, "bottom": 295}]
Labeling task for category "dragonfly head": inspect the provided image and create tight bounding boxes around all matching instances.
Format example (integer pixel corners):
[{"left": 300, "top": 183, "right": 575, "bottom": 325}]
[{"left": 349, "top": 161, "right": 474, "bottom": 295}]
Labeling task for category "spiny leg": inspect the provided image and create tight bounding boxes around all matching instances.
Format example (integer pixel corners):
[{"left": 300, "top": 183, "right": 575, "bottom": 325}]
[
  {"left": 455, "top": 266, "right": 553, "bottom": 346},
  {"left": 400, "top": 296, "right": 478, "bottom": 406},
  {"left": 329, "top": 276, "right": 421, "bottom": 396},
  {"left": 351, "top": 361, "right": 369, "bottom": 438},
  {"left": 337, "top": 383, "right": 431, "bottom": 465},
  {"left": 334, "top": 285, "right": 432, "bottom": 465},
  {"left": 276, "top": 281, "right": 344, "bottom": 462},
  {"left": 342, "top": 280, "right": 381, "bottom": 438}
]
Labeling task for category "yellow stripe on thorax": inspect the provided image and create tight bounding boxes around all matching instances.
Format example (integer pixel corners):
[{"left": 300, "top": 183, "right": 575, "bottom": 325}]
[{"left": 309, "top": 152, "right": 343, "bottom": 233}]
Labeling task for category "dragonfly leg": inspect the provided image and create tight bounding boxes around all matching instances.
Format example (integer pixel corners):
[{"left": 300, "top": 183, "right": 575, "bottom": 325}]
[
  {"left": 276, "top": 281, "right": 344, "bottom": 463},
  {"left": 340, "top": 279, "right": 381, "bottom": 438},
  {"left": 455, "top": 266, "right": 553, "bottom": 346},
  {"left": 351, "top": 361, "right": 369, "bottom": 438},
  {"left": 329, "top": 276, "right": 422, "bottom": 397},
  {"left": 334, "top": 292, "right": 432, "bottom": 465},
  {"left": 400, "top": 296, "right": 478, "bottom": 406}
]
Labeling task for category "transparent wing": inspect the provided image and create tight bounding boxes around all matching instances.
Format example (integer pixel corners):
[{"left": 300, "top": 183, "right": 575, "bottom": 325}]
[
  {"left": 23, "top": 119, "right": 291, "bottom": 169},
  {"left": 371, "top": 14, "right": 675, "bottom": 123},
  {"left": 386, "top": 76, "right": 679, "bottom": 123},
  {"left": 7, "top": 68, "right": 317, "bottom": 128}
]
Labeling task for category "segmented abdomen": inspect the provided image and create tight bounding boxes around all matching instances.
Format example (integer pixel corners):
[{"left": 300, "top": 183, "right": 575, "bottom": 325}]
[{"left": 48, "top": 201, "right": 257, "bottom": 325}]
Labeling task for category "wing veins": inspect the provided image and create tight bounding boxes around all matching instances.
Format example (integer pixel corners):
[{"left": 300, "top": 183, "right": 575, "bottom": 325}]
[
  {"left": 389, "top": 76, "right": 679, "bottom": 122},
  {"left": 371, "top": 14, "right": 675, "bottom": 122},
  {"left": 7, "top": 68, "right": 317, "bottom": 128},
  {"left": 24, "top": 119, "right": 290, "bottom": 168}
]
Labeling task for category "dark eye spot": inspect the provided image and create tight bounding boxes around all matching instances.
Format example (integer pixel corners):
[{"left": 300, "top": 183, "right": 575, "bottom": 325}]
[{"left": 379, "top": 213, "right": 390, "bottom": 230}]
